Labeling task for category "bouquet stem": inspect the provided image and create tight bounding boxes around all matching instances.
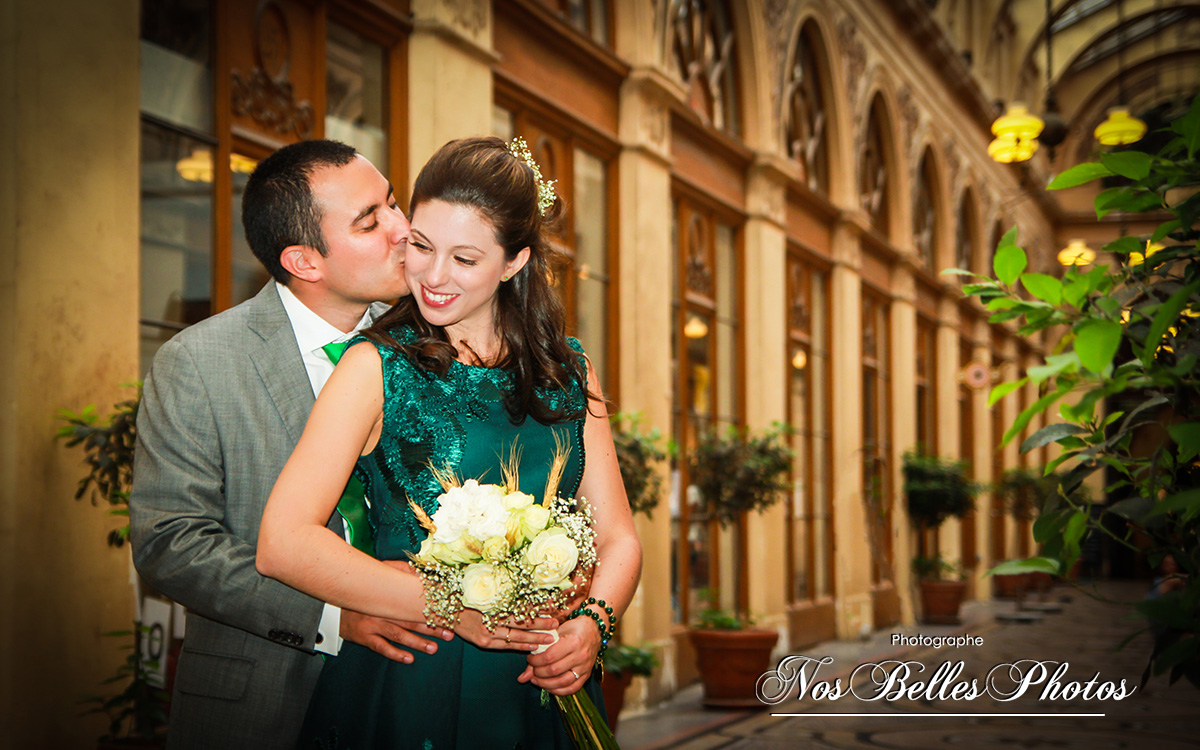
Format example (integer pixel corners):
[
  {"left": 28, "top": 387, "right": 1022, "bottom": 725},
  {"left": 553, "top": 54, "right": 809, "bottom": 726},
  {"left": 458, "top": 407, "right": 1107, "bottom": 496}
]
[{"left": 555, "top": 689, "right": 620, "bottom": 749}]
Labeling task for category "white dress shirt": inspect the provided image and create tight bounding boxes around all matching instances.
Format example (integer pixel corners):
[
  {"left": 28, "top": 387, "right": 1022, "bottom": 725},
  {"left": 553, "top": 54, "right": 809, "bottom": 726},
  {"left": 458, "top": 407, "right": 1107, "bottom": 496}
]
[{"left": 275, "top": 281, "right": 388, "bottom": 654}]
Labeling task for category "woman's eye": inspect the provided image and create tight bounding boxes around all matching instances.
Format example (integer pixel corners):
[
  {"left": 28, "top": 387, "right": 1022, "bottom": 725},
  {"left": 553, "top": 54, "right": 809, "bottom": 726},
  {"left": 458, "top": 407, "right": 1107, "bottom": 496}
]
[
  {"left": 411, "top": 241, "right": 432, "bottom": 252},
  {"left": 455, "top": 256, "right": 478, "bottom": 266}
]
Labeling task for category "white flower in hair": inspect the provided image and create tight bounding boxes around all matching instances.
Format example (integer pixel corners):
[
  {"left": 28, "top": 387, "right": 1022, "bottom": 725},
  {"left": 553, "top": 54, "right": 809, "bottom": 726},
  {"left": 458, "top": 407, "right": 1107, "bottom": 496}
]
[{"left": 508, "top": 137, "right": 557, "bottom": 216}]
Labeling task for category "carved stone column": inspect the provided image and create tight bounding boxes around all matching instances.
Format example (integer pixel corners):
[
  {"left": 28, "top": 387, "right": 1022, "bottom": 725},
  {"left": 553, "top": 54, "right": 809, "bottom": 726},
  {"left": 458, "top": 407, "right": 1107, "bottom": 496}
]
[
  {"left": 407, "top": 0, "right": 496, "bottom": 182},
  {"left": 743, "top": 154, "right": 789, "bottom": 626},
  {"left": 614, "top": 66, "right": 677, "bottom": 707},
  {"left": 935, "top": 295, "right": 962, "bottom": 564},
  {"left": 889, "top": 261, "right": 918, "bottom": 626}
]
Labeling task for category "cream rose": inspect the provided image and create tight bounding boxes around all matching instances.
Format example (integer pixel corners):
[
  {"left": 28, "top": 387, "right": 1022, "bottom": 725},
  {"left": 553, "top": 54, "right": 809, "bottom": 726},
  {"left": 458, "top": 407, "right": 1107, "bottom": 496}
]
[
  {"left": 502, "top": 491, "right": 535, "bottom": 510},
  {"left": 523, "top": 527, "right": 579, "bottom": 589},
  {"left": 460, "top": 562, "right": 513, "bottom": 611},
  {"left": 481, "top": 536, "right": 510, "bottom": 561}
]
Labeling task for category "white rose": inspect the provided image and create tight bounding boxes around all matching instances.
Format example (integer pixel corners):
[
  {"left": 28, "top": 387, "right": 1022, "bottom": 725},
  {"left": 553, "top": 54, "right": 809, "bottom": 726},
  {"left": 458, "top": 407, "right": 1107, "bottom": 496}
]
[
  {"left": 481, "top": 536, "right": 510, "bottom": 561},
  {"left": 412, "top": 537, "right": 435, "bottom": 565},
  {"left": 523, "top": 527, "right": 580, "bottom": 589},
  {"left": 521, "top": 504, "right": 552, "bottom": 539},
  {"left": 460, "top": 562, "right": 513, "bottom": 611},
  {"left": 503, "top": 491, "right": 535, "bottom": 510}
]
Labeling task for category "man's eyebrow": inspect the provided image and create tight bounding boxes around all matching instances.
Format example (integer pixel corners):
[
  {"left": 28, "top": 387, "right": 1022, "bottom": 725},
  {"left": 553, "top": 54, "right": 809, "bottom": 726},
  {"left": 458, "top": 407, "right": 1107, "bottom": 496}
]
[
  {"left": 351, "top": 186, "right": 397, "bottom": 226},
  {"left": 351, "top": 202, "right": 380, "bottom": 226}
]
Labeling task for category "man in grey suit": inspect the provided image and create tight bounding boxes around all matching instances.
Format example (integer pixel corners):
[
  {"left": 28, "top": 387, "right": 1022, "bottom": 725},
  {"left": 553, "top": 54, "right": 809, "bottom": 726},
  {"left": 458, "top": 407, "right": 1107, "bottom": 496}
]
[{"left": 130, "top": 140, "right": 444, "bottom": 749}]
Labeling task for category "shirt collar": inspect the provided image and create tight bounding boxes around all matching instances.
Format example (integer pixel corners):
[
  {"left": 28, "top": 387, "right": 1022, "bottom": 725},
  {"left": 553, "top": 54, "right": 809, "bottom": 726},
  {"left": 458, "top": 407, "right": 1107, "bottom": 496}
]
[{"left": 275, "top": 281, "right": 375, "bottom": 354}]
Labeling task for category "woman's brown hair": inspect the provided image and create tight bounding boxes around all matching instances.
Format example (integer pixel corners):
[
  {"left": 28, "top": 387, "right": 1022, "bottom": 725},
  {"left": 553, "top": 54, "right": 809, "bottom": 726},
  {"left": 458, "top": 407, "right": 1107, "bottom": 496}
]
[{"left": 365, "top": 136, "right": 595, "bottom": 424}]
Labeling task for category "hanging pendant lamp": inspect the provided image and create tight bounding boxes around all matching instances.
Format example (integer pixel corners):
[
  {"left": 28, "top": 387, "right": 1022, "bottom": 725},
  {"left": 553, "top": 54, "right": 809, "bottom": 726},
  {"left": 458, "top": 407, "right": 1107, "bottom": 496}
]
[{"left": 1094, "top": 106, "right": 1148, "bottom": 146}]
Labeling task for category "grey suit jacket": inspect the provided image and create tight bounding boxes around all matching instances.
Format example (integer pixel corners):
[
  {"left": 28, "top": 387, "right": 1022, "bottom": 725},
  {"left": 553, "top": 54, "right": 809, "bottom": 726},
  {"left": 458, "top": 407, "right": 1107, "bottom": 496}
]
[{"left": 130, "top": 283, "right": 338, "bottom": 749}]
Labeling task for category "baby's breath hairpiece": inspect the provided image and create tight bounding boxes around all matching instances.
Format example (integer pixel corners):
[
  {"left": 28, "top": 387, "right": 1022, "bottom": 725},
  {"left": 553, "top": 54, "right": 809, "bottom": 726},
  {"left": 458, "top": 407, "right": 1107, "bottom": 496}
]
[{"left": 508, "top": 137, "right": 556, "bottom": 216}]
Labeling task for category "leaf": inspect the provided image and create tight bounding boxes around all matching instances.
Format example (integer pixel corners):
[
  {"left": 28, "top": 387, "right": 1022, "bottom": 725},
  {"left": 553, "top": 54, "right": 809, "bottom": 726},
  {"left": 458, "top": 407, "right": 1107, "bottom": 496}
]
[
  {"left": 1097, "top": 190, "right": 1164, "bottom": 219},
  {"left": 1049, "top": 162, "right": 1113, "bottom": 190},
  {"left": 986, "top": 557, "right": 1061, "bottom": 576},
  {"left": 1101, "top": 236, "right": 1143, "bottom": 256},
  {"left": 993, "top": 243, "right": 1027, "bottom": 287},
  {"left": 1032, "top": 508, "right": 1071, "bottom": 543},
  {"left": 1074, "top": 319, "right": 1123, "bottom": 374},
  {"left": 1152, "top": 219, "right": 1182, "bottom": 243},
  {"left": 987, "top": 297, "right": 1020, "bottom": 311},
  {"left": 1104, "top": 496, "right": 1152, "bottom": 520},
  {"left": 1020, "top": 273, "right": 1063, "bottom": 306},
  {"left": 1062, "top": 510, "right": 1088, "bottom": 550},
  {"left": 1170, "top": 91, "right": 1200, "bottom": 158},
  {"left": 1042, "top": 450, "right": 1075, "bottom": 476},
  {"left": 1001, "top": 385, "right": 1069, "bottom": 447},
  {"left": 1169, "top": 423, "right": 1200, "bottom": 463},
  {"left": 1062, "top": 277, "right": 1090, "bottom": 309},
  {"left": 1100, "top": 151, "right": 1153, "bottom": 181},
  {"left": 996, "top": 225, "right": 1018, "bottom": 249},
  {"left": 1140, "top": 281, "right": 1200, "bottom": 364},
  {"left": 989, "top": 309, "right": 1025, "bottom": 324},
  {"left": 963, "top": 282, "right": 999, "bottom": 296},
  {"left": 1020, "top": 423, "right": 1087, "bottom": 454},
  {"left": 1146, "top": 489, "right": 1200, "bottom": 522},
  {"left": 988, "top": 378, "right": 1027, "bottom": 408},
  {"left": 940, "top": 268, "right": 984, "bottom": 278}
]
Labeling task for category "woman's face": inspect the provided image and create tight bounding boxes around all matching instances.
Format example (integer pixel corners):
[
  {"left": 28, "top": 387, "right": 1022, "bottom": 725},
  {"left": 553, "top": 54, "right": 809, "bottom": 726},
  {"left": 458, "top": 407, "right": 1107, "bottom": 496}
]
[{"left": 405, "top": 199, "right": 529, "bottom": 345}]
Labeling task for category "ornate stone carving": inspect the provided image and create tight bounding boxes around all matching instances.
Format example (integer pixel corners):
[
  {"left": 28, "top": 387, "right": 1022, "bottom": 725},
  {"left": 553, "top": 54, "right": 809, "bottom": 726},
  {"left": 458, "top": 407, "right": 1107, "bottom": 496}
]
[
  {"left": 944, "top": 138, "right": 961, "bottom": 191},
  {"left": 441, "top": 0, "right": 487, "bottom": 36},
  {"left": 897, "top": 86, "right": 920, "bottom": 146},
  {"left": 231, "top": 1, "right": 314, "bottom": 139},
  {"left": 835, "top": 14, "right": 866, "bottom": 112}
]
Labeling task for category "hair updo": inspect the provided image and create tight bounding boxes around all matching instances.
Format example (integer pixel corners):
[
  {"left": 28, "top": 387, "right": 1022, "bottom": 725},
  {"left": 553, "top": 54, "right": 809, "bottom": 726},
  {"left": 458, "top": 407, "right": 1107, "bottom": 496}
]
[{"left": 367, "top": 136, "right": 593, "bottom": 425}]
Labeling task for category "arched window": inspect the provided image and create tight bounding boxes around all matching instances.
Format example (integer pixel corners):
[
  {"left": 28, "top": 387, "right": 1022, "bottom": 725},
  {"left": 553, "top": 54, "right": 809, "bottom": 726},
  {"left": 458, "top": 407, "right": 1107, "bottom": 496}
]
[
  {"left": 784, "top": 22, "right": 829, "bottom": 194},
  {"left": 860, "top": 97, "right": 890, "bottom": 236},
  {"left": 913, "top": 150, "right": 939, "bottom": 269},
  {"left": 956, "top": 190, "right": 978, "bottom": 273},
  {"left": 670, "top": 0, "right": 740, "bottom": 136}
]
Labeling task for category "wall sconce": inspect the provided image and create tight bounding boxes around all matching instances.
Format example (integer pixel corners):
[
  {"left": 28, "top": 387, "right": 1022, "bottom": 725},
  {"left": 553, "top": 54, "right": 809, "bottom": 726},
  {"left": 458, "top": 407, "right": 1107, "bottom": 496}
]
[
  {"left": 1057, "top": 239, "right": 1096, "bottom": 266},
  {"left": 791, "top": 349, "right": 808, "bottom": 370}
]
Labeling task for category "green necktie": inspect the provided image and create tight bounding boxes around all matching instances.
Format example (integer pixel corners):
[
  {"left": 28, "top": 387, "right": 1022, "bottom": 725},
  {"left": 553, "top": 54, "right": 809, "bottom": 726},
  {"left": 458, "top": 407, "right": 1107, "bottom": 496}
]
[{"left": 320, "top": 340, "right": 374, "bottom": 555}]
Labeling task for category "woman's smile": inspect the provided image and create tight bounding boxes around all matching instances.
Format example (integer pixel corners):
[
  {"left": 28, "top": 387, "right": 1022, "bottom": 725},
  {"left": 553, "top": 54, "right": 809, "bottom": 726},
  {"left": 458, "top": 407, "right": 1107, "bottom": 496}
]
[{"left": 421, "top": 285, "right": 460, "bottom": 307}]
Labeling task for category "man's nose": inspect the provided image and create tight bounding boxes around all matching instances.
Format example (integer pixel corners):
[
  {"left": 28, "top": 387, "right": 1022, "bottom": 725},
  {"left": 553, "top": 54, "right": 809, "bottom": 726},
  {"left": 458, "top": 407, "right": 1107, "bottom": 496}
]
[{"left": 387, "top": 208, "right": 410, "bottom": 245}]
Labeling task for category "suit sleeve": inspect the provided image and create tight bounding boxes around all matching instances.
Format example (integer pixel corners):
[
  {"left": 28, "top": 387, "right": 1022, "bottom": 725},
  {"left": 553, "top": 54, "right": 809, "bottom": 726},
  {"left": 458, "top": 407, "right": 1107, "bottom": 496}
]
[{"left": 129, "top": 338, "right": 323, "bottom": 651}]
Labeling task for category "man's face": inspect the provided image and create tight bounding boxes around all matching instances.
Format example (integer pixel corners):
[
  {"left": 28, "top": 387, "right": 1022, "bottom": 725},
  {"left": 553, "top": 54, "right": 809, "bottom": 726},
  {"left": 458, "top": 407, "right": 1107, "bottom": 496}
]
[{"left": 309, "top": 154, "right": 410, "bottom": 305}]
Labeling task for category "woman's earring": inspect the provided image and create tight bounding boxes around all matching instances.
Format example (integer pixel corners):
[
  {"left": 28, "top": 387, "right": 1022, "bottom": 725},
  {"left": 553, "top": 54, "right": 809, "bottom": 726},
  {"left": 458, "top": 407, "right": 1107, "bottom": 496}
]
[{"left": 502, "top": 274, "right": 510, "bottom": 282}]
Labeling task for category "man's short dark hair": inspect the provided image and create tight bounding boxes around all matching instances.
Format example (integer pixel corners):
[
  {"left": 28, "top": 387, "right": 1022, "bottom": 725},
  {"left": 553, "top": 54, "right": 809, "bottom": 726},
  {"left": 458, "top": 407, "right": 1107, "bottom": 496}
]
[{"left": 242, "top": 139, "right": 359, "bottom": 284}]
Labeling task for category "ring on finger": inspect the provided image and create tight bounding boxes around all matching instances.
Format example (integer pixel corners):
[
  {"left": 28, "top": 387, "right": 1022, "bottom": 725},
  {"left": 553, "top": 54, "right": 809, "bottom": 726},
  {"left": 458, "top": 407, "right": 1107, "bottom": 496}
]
[
  {"left": 570, "top": 669, "right": 580, "bottom": 680},
  {"left": 504, "top": 626, "right": 511, "bottom": 644}
]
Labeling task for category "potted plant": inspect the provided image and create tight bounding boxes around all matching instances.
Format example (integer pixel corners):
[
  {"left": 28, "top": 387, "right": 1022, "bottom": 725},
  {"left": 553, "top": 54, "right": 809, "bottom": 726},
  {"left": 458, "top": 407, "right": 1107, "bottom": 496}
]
[
  {"left": 911, "top": 554, "right": 967, "bottom": 624},
  {"left": 59, "top": 387, "right": 171, "bottom": 746},
  {"left": 902, "top": 450, "right": 978, "bottom": 624},
  {"left": 83, "top": 624, "right": 169, "bottom": 749},
  {"left": 687, "top": 605, "right": 780, "bottom": 708},
  {"left": 685, "top": 425, "right": 791, "bottom": 707},
  {"left": 610, "top": 411, "right": 667, "bottom": 517},
  {"left": 600, "top": 643, "right": 658, "bottom": 731}
]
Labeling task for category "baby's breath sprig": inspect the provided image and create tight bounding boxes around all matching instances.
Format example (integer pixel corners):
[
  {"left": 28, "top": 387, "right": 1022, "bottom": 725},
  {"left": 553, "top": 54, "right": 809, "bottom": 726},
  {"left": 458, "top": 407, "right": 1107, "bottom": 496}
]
[{"left": 508, "top": 137, "right": 557, "bottom": 217}]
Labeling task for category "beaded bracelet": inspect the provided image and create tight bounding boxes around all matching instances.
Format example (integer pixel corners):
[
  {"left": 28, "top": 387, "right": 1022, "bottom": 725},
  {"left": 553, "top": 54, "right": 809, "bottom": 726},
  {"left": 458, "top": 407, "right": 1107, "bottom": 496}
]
[{"left": 566, "top": 597, "right": 619, "bottom": 671}]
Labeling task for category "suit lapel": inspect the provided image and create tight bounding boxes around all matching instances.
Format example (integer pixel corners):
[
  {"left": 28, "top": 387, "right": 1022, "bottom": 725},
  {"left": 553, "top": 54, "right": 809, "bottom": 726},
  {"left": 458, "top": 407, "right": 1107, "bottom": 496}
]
[{"left": 247, "top": 283, "right": 316, "bottom": 446}]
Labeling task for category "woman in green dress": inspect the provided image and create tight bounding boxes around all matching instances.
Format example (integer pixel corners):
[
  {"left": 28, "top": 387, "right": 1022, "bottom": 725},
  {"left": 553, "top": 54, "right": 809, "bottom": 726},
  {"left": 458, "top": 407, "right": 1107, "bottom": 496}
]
[{"left": 258, "top": 137, "right": 643, "bottom": 749}]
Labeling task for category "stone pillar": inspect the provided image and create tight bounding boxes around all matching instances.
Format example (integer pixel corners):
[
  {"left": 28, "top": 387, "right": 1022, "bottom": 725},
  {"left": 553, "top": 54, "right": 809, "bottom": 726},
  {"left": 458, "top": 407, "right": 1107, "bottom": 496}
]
[
  {"left": 970, "top": 316, "right": 995, "bottom": 598},
  {"left": 999, "top": 338, "right": 1022, "bottom": 560},
  {"left": 0, "top": 0, "right": 140, "bottom": 744},
  {"left": 742, "top": 156, "right": 790, "bottom": 630},
  {"left": 828, "top": 217, "right": 872, "bottom": 638},
  {"left": 935, "top": 296, "right": 962, "bottom": 563},
  {"left": 407, "top": 0, "right": 496, "bottom": 186},
  {"left": 614, "top": 67, "right": 677, "bottom": 707},
  {"left": 890, "top": 263, "right": 918, "bottom": 625}
]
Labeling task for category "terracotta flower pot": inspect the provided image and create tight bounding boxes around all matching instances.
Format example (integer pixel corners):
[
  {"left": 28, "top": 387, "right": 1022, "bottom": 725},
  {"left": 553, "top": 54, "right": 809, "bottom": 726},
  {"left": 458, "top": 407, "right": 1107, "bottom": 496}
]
[
  {"left": 919, "top": 579, "right": 967, "bottom": 624},
  {"left": 601, "top": 670, "right": 634, "bottom": 731},
  {"left": 993, "top": 572, "right": 1027, "bottom": 598},
  {"left": 687, "top": 628, "right": 780, "bottom": 708}
]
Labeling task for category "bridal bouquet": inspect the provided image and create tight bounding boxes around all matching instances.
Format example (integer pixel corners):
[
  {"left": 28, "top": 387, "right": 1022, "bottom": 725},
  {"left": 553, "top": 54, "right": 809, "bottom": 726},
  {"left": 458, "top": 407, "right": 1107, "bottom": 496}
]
[{"left": 407, "top": 444, "right": 620, "bottom": 749}]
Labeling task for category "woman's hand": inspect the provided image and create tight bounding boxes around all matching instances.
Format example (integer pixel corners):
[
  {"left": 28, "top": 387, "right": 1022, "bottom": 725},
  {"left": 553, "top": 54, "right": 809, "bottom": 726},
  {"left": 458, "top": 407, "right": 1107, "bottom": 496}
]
[
  {"left": 517, "top": 615, "right": 600, "bottom": 696},
  {"left": 455, "top": 609, "right": 559, "bottom": 652}
]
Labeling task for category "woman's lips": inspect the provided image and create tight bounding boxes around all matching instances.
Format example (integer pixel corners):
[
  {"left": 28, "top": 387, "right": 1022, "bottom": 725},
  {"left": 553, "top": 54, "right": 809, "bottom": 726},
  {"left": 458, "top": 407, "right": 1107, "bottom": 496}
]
[{"left": 421, "top": 286, "right": 459, "bottom": 308}]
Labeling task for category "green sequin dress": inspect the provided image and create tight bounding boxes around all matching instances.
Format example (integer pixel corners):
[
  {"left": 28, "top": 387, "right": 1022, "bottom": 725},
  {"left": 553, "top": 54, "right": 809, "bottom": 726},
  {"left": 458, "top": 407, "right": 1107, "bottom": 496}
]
[{"left": 297, "top": 328, "right": 606, "bottom": 750}]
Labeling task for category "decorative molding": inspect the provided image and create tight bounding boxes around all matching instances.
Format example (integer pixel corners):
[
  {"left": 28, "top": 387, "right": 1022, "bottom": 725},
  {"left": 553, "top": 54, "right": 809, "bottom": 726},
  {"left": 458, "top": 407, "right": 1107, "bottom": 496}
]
[
  {"left": 896, "top": 86, "right": 920, "bottom": 150},
  {"left": 441, "top": 0, "right": 487, "bottom": 37},
  {"left": 835, "top": 13, "right": 867, "bottom": 114},
  {"left": 231, "top": 68, "right": 315, "bottom": 139}
]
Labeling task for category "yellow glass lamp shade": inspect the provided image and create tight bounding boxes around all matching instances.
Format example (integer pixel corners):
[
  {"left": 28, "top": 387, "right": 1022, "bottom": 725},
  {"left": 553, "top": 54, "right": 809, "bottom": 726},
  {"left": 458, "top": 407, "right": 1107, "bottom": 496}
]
[
  {"left": 1094, "top": 107, "right": 1146, "bottom": 146},
  {"left": 988, "top": 134, "right": 1039, "bottom": 163},
  {"left": 1057, "top": 239, "right": 1096, "bottom": 266},
  {"left": 791, "top": 349, "right": 808, "bottom": 370},
  {"left": 683, "top": 315, "right": 709, "bottom": 339},
  {"left": 1128, "top": 241, "right": 1162, "bottom": 266},
  {"left": 992, "top": 104, "right": 1044, "bottom": 142}
]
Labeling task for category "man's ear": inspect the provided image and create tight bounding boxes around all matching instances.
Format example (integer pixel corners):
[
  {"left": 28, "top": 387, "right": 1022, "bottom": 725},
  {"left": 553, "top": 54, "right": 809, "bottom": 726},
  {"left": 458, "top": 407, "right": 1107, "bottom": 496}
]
[{"left": 280, "top": 244, "right": 324, "bottom": 283}]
